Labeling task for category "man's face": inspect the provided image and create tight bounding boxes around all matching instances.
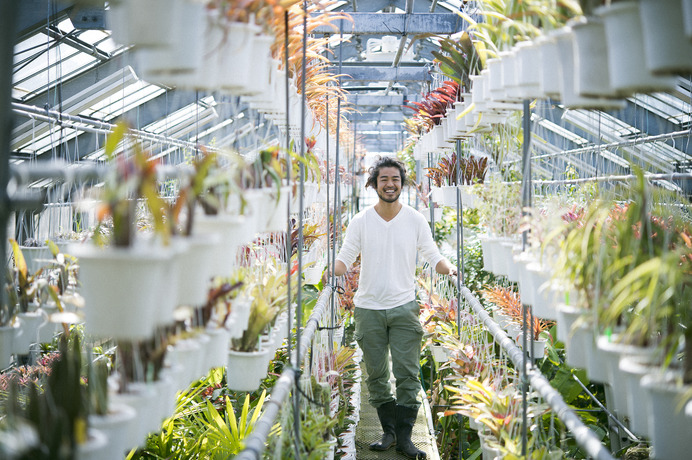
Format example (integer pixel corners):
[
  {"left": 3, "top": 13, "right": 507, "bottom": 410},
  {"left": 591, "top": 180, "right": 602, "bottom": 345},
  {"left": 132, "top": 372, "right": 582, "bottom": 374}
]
[{"left": 376, "top": 166, "right": 402, "bottom": 203}]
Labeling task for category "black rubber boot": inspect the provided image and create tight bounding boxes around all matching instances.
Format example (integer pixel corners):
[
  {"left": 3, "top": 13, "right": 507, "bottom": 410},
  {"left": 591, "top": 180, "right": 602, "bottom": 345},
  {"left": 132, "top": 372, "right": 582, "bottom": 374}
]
[
  {"left": 395, "top": 404, "right": 427, "bottom": 459},
  {"left": 369, "top": 400, "right": 397, "bottom": 451}
]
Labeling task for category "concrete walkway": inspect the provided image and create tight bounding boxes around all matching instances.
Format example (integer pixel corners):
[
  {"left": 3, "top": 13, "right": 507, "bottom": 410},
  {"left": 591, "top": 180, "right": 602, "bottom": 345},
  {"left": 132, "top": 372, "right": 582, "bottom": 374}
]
[{"left": 354, "top": 361, "right": 439, "bottom": 460}]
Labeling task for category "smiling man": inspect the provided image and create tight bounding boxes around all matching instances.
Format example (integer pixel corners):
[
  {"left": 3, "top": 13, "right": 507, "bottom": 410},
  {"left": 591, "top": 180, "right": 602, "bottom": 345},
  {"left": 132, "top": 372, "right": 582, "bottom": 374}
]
[{"left": 328, "top": 156, "right": 457, "bottom": 459}]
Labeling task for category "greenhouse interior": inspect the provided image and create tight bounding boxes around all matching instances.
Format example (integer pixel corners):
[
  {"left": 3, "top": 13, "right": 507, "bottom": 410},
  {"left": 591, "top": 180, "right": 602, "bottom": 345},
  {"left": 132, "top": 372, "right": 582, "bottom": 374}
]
[{"left": 2, "top": 0, "right": 692, "bottom": 459}]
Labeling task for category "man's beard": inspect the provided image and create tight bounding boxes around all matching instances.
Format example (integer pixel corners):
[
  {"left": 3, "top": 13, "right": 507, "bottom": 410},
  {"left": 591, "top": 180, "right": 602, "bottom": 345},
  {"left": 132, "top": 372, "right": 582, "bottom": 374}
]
[{"left": 377, "top": 189, "right": 401, "bottom": 203}]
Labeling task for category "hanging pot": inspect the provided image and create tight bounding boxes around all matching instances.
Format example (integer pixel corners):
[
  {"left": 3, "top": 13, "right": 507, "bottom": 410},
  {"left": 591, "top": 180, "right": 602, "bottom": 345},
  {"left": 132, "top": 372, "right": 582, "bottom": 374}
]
[
  {"left": 423, "top": 207, "right": 443, "bottom": 223},
  {"left": 571, "top": 17, "right": 620, "bottom": 99},
  {"left": 241, "top": 34, "right": 274, "bottom": 96},
  {"left": 441, "top": 185, "right": 458, "bottom": 208},
  {"left": 514, "top": 40, "right": 543, "bottom": 100},
  {"left": 110, "top": 382, "right": 161, "bottom": 444},
  {"left": 597, "top": 2, "right": 676, "bottom": 95},
  {"left": 218, "top": 22, "right": 260, "bottom": 94},
  {"left": 553, "top": 27, "right": 626, "bottom": 110},
  {"left": 107, "top": 0, "right": 183, "bottom": 48},
  {"left": 486, "top": 58, "right": 506, "bottom": 102},
  {"left": 479, "top": 235, "right": 495, "bottom": 273},
  {"left": 88, "top": 403, "right": 137, "bottom": 460},
  {"left": 619, "top": 356, "right": 657, "bottom": 437},
  {"left": 133, "top": 0, "right": 206, "bottom": 84},
  {"left": 69, "top": 243, "right": 172, "bottom": 341},
  {"left": 13, "top": 309, "right": 51, "bottom": 355},
  {"left": 76, "top": 429, "right": 109, "bottom": 460},
  {"left": 157, "top": 238, "right": 187, "bottom": 327},
  {"left": 640, "top": 372, "right": 692, "bottom": 460},
  {"left": 203, "top": 327, "right": 231, "bottom": 369},
  {"left": 0, "top": 324, "right": 19, "bottom": 370},
  {"left": 175, "top": 233, "right": 219, "bottom": 307},
  {"left": 499, "top": 51, "right": 522, "bottom": 102},
  {"left": 194, "top": 213, "right": 249, "bottom": 277},
  {"left": 556, "top": 304, "right": 592, "bottom": 371},
  {"left": 536, "top": 35, "right": 561, "bottom": 100},
  {"left": 167, "top": 337, "right": 206, "bottom": 389},
  {"left": 639, "top": 0, "right": 692, "bottom": 74},
  {"left": 227, "top": 348, "right": 271, "bottom": 392},
  {"left": 684, "top": 0, "right": 692, "bottom": 40}
]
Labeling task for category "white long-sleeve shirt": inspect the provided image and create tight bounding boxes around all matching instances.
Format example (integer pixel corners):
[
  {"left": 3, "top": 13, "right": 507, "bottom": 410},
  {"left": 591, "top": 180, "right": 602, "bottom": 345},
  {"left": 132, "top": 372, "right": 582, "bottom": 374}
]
[{"left": 336, "top": 204, "right": 444, "bottom": 310}]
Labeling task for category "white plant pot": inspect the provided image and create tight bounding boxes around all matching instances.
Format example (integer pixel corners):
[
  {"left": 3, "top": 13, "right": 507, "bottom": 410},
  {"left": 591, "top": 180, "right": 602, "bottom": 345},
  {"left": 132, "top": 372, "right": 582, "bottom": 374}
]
[
  {"left": 203, "top": 327, "right": 229, "bottom": 371},
  {"left": 157, "top": 239, "right": 187, "bottom": 326},
  {"left": 430, "top": 186, "right": 444, "bottom": 206},
  {"left": 640, "top": 373, "right": 692, "bottom": 460},
  {"left": 556, "top": 304, "right": 592, "bottom": 370},
  {"left": 226, "top": 294, "right": 252, "bottom": 339},
  {"left": 518, "top": 334, "right": 547, "bottom": 360},
  {"left": 441, "top": 185, "right": 458, "bottom": 208},
  {"left": 166, "top": 338, "right": 205, "bottom": 389},
  {"left": 423, "top": 207, "right": 443, "bottom": 223},
  {"left": 640, "top": 0, "right": 692, "bottom": 74},
  {"left": 619, "top": 356, "right": 656, "bottom": 437},
  {"left": 17, "top": 246, "right": 52, "bottom": 274},
  {"left": 175, "top": 234, "right": 218, "bottom": 307},
  {"left": 536, "top": 36, "right": 561, "bottom": 100},
  {"left": 596, "top": 335, "right": 635, "bottom": 417},
  {"left": 110, "top": 383, "right": 161, "bottom": 444},
  {"left": 531, "top": 280, "right": 561, "bottom": 321},
  {"left": 303, "top": 265, "right": 324, "bottom": 286},
  {"left": 553, "top": 27, "right": 626, "bottom": 110},
  {"left": 218, "top": 22, "right": 259, "bottom": 94},
  {"left": 514, "top": 40, "right": 543, "bottom": 99},
  {"left": 108, "top": 0, "right": 183, "bottom": 48},
  {"left": 242, "top": 35, "right": 274, "bottom": 96},
  {"left": 683, "top": 0, "right": 692, "bottom": 39},
  {"left": 227, "top": 348, "right": 271, "bottom": 392},
  {"left": 13, "top": 310, "right": 49, "bottom": 355},
  {"left": 430, "top": 344, "right": 449, "bottom": 363},
  {"left": 133, "top": 1, "right": 205, "bottom": 82},
  {"left": 0, "top": 325, "right": 18, "bottom": 369},
  {"left": 88, "top": 403, "right": 138, "bottom": 460},
  {"left": 194, "top": 213, "right": 249, "bottom": 277},
  {"left": 597, "top": 2, "right": 676, "bottom": 95},
  {"left": 69, "top": 243, "right": 171, "bottom": 341},
  {"left": 479, "top": 235, "right": 495, "bottom": 273},
  {"left": 76, "top": 429, "right": 109, "bottom": 460},
  {"left": 571, "top": 17, "right": 620, "bottom": 98}
]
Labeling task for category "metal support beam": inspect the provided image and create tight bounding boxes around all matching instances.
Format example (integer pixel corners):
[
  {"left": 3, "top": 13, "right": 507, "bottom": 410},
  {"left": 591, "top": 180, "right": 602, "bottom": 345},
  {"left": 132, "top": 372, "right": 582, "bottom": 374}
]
[
  {"left": 335, "top": 65, "right": 431, "bottom": 82},
  {"left": 312, "top": 12, "right": 464, "bottom": 35},
  {"left": 346, "top": 94, "right": 405, "bottom": 106},
  {"left": 347, "top": 111, "right": 405, "bottom": 122}
]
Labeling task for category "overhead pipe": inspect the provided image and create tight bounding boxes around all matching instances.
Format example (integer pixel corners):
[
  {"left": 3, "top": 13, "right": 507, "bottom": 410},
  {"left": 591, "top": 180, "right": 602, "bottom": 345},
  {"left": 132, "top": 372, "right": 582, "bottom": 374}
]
[
  {"left": 506, "top": 127, "right": 692, "bottom": 165},
  {"left": 11, "top": 102, "right": 220, "bottom": 153}
]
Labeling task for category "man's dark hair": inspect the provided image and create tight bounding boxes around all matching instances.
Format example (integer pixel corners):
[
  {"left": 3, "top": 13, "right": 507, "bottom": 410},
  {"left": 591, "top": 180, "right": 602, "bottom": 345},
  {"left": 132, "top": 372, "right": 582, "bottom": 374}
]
[{"left": 365, "top": 157, "right": 408, "bottom": 189}]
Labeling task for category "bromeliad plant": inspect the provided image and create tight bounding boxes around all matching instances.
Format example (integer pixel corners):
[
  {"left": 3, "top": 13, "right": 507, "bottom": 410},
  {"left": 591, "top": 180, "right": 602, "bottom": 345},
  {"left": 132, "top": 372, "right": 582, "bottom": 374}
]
[
  {"left": 93, "top": 122, "right": 169, "bottom": 247},
  {"left": 482, "top": 286, "right": 554, "bottom": 341},
  {"left": 404, "top": 80, "right": 460, "bottom": 131},
  {"left": 426, "top": 152, "right": 461, "bottom": 187}
]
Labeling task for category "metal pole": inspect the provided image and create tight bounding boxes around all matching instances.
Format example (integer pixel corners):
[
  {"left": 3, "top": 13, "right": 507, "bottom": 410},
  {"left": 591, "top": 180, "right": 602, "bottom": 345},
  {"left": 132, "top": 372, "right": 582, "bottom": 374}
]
[
  {"left": 330, "top": 20, "right": 343, "bottom": 288},
  {"left": 0, "top": 0, "right": 19, "bottom": 314},
  {"left": 293, "top": 3, "right": 309, "bottom": 455},
  {"left": 520, "top": 99, "right": 532, "bottom": 456},
  {"left": 284, "top": 10, "right": 294, "bottom": 372}
]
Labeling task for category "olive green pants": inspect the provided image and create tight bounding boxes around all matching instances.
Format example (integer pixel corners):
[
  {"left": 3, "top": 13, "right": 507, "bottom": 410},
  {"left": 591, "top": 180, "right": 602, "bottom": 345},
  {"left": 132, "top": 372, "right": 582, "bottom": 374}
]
[{"left": 354, "top": 300, "right": 424, "bottom": 409}]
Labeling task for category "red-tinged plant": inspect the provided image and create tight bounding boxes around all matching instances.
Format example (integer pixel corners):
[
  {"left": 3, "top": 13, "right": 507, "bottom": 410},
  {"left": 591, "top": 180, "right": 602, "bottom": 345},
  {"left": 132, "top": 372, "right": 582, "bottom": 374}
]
[
  {"left": 425, "top": 152, "right": 460, "bottom": 186},
  {"left": 482, "top": 285, "right": 554, "bottom": 340},
  {"left": 403, "top": 81, "right": 460, "bottom": 130}
]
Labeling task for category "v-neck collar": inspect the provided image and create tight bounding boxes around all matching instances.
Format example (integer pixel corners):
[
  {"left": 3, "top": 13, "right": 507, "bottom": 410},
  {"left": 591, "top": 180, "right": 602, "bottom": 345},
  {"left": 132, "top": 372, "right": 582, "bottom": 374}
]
[{"left": 372, "top": 204, "right": 403, "bottom": 223}]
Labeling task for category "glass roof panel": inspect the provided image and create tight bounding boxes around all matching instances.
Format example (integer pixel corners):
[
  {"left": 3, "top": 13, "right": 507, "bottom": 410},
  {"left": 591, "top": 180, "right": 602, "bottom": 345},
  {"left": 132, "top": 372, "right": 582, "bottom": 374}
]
[
  {"left": 81, "top": 81, "right": 165, "bottom": 121},
  {"left": 629, "top": 93, "right": 692, "bottom": 127}
]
